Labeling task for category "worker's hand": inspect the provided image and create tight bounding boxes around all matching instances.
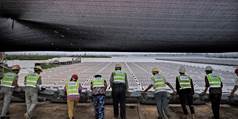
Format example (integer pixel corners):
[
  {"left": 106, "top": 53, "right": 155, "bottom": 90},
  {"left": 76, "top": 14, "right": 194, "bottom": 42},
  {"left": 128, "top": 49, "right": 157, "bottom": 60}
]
[
  {"left": 172, "top": 91, "right": 177, "bottom": 96},
  {"left": 141, "top": 92, "right": 146, "bottom": 97},
  {"left": 229, "top": 93, "right": 235, "bottom": 97},
  {"left": 200, "top": 92, "right": 206, "bottom": 96},
  {"left": 41, "top": 87, "right": 46, "bottom": 91}
]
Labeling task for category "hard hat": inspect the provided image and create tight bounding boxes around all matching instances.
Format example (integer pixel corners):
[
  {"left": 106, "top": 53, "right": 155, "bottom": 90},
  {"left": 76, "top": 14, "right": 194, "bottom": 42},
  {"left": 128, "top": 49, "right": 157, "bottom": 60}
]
[
  {"left": 34, "top": 66, "right": 43, "bottom": 72},
  {"left": 11, "top": 65, "right": 21, "bottom": 70},
  {"left": 94, "top": 74, "right": 102, "bottom": 78},
  {"left": 71, "top": 74, "right": 78, "bottom": 80},
  {"left": 235, "top": 67, "right": 238, "bottom": 74},
  {"left": 179, "top": 66, "right": 186, "bottom": 73},
  {"left": 115, "top": 64, "right": 122, "bottom": 68},
  {"left": 205, "top": 66, "right": 213, "bottom": 71},
  {"left": 152, "top": 67, "right": 159, "bottom": 72}
]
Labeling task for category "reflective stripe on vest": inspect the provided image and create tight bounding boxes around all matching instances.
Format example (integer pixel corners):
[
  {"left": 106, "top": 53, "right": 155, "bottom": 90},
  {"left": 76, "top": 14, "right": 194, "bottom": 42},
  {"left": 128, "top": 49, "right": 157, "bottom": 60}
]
[
  {"left": 207, "top": 73, "right": 221, "bottom": 88},
  {"left": 66, "top": 80, "right": 79, "bottom": 96},
  {"left": 113, "top": 70, "right": 126, "bottom": 83},
  {"left": 1, "top": 72, "right": 17, "bottom": 88},
  {"left": 92, "top": 78, "right": 105, "bottom": 88},
  {"left": 151, "top": 75, "right": 166, "bottom": 91},
  {"left": 178, "top": 75, "right": 191, "bottom": 89},
  {"left": 26, "top": 73, "right": 40, "bottom": 88}
]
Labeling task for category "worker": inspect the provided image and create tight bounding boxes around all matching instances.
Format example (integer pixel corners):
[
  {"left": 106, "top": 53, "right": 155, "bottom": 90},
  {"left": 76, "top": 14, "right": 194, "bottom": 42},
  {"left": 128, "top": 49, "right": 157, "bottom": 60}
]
[
  {"left": 144, "top": 67, "right": 176, "bottom": 119},
  {"left": 230, "top": 67, "right": 238, "bottom": 97},
  {"left": 24, "top": 66, "right": 43, "bottom": 119},
  {"left": 202, "top": 66, "right": 222, "bottom": 119},
  {"left": 65, "top": 74, "right": 82, "bottom": 119},
  {"left": 110, "top": 64, "right": 128, "bottom": 119},
  {"left": 91, "top": 74, "right": 107, "bottom": 119},
  {"left": 0, "top": 65, "right": 20, "bottom": 118},
  {"left": 176, "top": 66, "right": 195, "bottom": 119}
]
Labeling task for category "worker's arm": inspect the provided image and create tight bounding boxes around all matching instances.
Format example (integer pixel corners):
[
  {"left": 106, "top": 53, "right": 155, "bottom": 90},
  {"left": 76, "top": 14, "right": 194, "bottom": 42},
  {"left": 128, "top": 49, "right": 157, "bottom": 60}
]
[
  {"left": 13, "top": 75, "right": 19, "bottom": 88},
  {"left": 125, "top": 73, "right": 128, "bottom": 90},
  {"left": 220, "top": 78, "right": 223, "bottom": 89},
  {"left": 64, "top": 84, "right": 67, "bottom": 96},
  {"left": 166, "top": 82, "right": 176, "bottom": 93},
  {"left": 176, "top": 77, "right": 180, "bottom": 94},
  {"left": 230, "top": 85, "right": 238, "bottom": 96},
  {"left": 90, "top": 82, "right": 93, "bottom": 91},
  {"left": 24, "top": 76, "right": 27, "bottom": 86},
  {"left": 38, "top": 76, "right": 42, "bottom": 85},
  {"left": 104, "top": 80, "right": 108, "bottom": 90},
  {"left": 190, "top": 77, "right": 195, "bottom": 95},
  {"left": 202, "top": 76, "right": 209, "bottom": 94},
  {"left": 109, "top": 73, "right": 114, "bottom": 88},
  {"left": 144, "top": 84, "right": 153, "bottom": 92},
  {"left": 78, "top": 83, "right": 82, "bottom": 94}
]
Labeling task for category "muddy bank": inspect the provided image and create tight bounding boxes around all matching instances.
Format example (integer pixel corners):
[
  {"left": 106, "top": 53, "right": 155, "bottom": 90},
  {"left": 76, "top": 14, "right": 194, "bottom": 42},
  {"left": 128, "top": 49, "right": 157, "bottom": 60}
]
[{"left": 1, "top": 102, "right": 238, "bottom": 119}]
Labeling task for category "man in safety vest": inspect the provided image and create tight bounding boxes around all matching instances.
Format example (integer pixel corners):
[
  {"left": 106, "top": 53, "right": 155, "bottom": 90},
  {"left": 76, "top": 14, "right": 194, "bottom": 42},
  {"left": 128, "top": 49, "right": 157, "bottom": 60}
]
[
  {"left": 144, "top": 67, "right": 176, "bottom": 119},
  {"left": 65, "top": 74, "right": 82, "bottom": 119},
  {"left": 24, "top": 66, "right": 42, "bottom": 119},
  {"left": 0, "top": 65, "right": 20, "bottom": 118},
  {"left": 91, "top": 74, "right": 107, "bottom": 119},
  {"left": 202, "top": 66, "right": 223, "bottom": 119},
  {"left": 176, "top": 66, "right": 195, "bottom": 119},
  {"left": 230, "top": 67, "right": 238, "bottom": 97},
  {"left": 110, "top": 64, "right": 128, "bottom": 119}
]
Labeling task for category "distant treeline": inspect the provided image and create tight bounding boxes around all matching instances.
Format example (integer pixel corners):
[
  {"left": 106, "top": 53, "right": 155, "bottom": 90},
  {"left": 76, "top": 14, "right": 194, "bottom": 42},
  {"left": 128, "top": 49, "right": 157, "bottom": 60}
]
[
  {"left": 6, "top": 55, "right": 59, "bottom": 60},
  {"left": 6, "top": 55, "right": 111, "bottom": 60}
]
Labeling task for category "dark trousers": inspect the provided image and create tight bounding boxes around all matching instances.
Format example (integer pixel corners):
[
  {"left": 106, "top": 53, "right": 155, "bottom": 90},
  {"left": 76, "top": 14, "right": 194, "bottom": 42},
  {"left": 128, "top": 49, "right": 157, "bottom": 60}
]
[
  {"left": 112, "top": 84, "right": 126, "bottom": 119},
  {"left": 209, "top": 93, "right": 221, "bottom": 119},
  {"left": 93, "top": 95, "right": 105, "bottom": 119},
  {"left": 179, "top": 91, "right": 195, "bottom": 115}
]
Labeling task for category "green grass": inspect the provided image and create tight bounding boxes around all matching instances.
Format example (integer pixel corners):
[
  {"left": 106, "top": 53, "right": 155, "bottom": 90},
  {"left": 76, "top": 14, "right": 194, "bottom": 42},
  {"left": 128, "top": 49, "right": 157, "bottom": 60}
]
[{"left": 40, "top": 63, "right": 58, "bottom": 69}]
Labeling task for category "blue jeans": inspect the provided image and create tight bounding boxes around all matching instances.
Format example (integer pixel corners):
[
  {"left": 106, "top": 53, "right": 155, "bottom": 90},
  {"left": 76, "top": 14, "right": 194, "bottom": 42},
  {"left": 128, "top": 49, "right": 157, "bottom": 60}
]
[
  {"left": 154, "top": 92, "right": 169, "bottom": 119},
  {"left": 93, "top": 95, "right": 105, "bottom": 119}
]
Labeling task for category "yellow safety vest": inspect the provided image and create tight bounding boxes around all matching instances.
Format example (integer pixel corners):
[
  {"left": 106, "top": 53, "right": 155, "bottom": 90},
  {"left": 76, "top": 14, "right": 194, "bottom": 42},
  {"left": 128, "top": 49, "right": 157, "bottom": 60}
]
[
  {"left": 113, "top": 70, "right": 126, "bottom": 83},
  {"left": 26, "top": 73, "right": 40, "bottom": 88},
  {"left": 92, "top": 78, "right": 105, "bottom": 88},
  {"left": 66, "top": 80, "right": 79, "bottom": 96},
  {"left": 178, "top": 75, "right": 191, "bottom": 89},
  {"left": 1, "top": 72, "right": 17, "bottom": 88},
  {"left": 207, "top": 73, "right": 221, "bottom": 88},
  {"left": 151, "top": 75, "right": 166, "bottom": 91}
]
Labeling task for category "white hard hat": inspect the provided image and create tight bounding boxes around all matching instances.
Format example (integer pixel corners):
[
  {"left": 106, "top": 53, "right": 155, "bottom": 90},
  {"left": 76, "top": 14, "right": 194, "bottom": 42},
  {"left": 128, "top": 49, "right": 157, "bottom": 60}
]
[{"left": 179, "top": 66, "right": 186, "bottom": 73}]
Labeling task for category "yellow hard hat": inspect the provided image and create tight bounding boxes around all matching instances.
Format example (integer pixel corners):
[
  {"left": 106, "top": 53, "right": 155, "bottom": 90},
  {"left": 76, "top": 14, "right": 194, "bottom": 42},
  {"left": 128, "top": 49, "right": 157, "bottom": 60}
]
[
  {"left": 12, "top": 65, "right": 21, "bottom": 70},
  {"left": 34, "top": 66, "right": 43, "bottom": 72},
  {"left": 152, "top": 67, "right": 159, "bottom": 72},
  {"left": 179, "top": 66, "right": 186, "bottom": 73},
  {"left": 115, "top": 64, "right": 122, "bottom": 68}
]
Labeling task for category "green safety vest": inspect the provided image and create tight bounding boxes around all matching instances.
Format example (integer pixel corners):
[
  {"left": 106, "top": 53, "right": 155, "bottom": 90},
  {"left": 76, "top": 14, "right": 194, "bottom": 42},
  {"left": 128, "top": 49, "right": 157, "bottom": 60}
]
[
  {"left": 178, "top": 75, "right": 191, "bottom": 89},
  {"left": 151, "top": 75, "right": 166, "bottom": 91},
  {"left": 1, "top": 72, "right": 17, "bottom": 88},
  {"left": 207, "top": 73, "right": 221, "bottom": 88},
  {"left": 92, "top": 78, "right": 105, "bottom": 88},
  {"left": 113, "top": 70, "right": 126, "bottom": 83},
  {"left": 66, "top": 80, "right": 79, "bottom": 96},
  {"left": 26, "top": 73, "right": 40, "bottom": 88}
]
